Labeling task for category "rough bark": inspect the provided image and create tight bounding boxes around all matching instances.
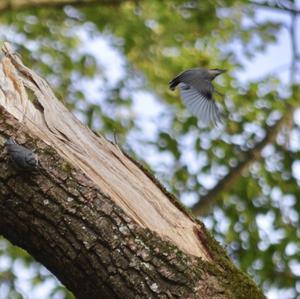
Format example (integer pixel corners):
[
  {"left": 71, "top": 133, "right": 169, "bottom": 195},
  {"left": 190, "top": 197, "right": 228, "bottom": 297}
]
[{"left": 0, "top": 43, "right": 264, "bottom": 298}]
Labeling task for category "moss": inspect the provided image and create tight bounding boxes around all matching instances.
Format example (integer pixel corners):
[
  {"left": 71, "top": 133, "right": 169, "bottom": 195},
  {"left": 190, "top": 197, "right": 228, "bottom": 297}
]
[
  {"left": 194, "top": 221, "right": 265, "bottom": 299},
  {"left": 59, "top": 161, "right": 73, "bottom": 173}
]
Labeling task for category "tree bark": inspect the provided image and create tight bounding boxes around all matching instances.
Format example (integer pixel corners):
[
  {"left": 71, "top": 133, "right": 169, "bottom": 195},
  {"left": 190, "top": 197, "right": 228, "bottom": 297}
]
[{"left": 0, "top": 43, "right": 264, "bottom": 299}]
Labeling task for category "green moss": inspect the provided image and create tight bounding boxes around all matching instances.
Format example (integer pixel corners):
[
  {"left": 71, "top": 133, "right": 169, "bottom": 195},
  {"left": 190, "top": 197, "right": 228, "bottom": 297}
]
[
  {"left": 194, "top": 221, "right": 265, "bottom": 299},
  {"left": 59, "top": 161, "right": 73, "bottom": 173}
]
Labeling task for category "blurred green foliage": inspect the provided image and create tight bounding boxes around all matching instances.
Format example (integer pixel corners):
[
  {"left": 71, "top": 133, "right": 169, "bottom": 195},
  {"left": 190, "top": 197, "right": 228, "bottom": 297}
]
[{"left": 0, "top": 0, "right": 300, "bottom": 298}]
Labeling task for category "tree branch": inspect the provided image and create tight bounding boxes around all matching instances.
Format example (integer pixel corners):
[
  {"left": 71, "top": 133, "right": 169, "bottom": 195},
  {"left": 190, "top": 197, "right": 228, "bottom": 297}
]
[
  {"left": 191, "top": 105, "right": 294, "bottom": 217},
  {"left": 289, "top": 10, "right": 298, "bottom": 83},
  {"left": 250, "top": 0, "right": 300, "bottom": 14},
  {"left": 0, "top": 0, "right": 127, "bottom": 13},
  {"left": 0, "top": 42, "right": 265, "bottom": 299}
]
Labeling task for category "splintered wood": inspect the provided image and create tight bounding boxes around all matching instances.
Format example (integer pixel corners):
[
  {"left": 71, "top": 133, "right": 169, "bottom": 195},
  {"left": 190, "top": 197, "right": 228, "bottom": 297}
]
[{"left": 0, "top": 42, "right": 210, "bottom": 260}]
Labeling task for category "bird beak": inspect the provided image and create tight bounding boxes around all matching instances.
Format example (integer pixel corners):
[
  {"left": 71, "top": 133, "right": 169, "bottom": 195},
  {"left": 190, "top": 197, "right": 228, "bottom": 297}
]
[{"left": 219, "top": 69, "right": 226, "bottom": 74}]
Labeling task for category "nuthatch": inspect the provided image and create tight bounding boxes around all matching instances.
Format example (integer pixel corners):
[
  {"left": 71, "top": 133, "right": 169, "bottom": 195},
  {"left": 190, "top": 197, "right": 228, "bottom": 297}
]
[
  {"left": 5, "top": 138, "right": 38, "bottom": 171},
  {"left": 169, "top": 68, "right": 226, "bottom": 126}
]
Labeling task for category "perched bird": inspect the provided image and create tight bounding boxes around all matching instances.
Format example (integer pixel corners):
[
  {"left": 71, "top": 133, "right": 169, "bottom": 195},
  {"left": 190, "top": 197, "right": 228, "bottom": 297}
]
[
  {"left": 169, "top": 68, "right": 226, "bottom": 126},
  {"left": 5, "top": 138, "right": 38, "bottom": 171}
]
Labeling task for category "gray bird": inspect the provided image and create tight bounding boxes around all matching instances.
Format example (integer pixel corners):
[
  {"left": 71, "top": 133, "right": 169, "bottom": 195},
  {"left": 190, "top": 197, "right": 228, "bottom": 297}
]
[
  {"left": 169, "top": 68, "right": 226, "bottom": 126},
  {"left": 5, "top": 138, "right": 38, "bottom": 171}
]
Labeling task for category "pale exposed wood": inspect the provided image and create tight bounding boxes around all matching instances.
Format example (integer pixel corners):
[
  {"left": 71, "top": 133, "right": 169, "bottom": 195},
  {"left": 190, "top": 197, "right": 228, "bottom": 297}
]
[{"left": 0, "top": 42, "right": 208, "bottom": 259}]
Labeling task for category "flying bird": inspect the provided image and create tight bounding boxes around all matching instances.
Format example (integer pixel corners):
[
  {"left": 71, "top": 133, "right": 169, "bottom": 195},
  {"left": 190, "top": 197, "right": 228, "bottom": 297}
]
[{"left": 169, "top": 68, "right": 226, "bottom": 126}]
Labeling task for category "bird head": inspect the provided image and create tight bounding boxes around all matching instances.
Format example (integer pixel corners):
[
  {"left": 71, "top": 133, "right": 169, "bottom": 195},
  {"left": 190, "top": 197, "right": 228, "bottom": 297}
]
[
  {"left": 4, "top": 137, "right": 16, "bottom": 146},
  {"left": 208, "top": 69, "right": 226, "bottom": 80}
]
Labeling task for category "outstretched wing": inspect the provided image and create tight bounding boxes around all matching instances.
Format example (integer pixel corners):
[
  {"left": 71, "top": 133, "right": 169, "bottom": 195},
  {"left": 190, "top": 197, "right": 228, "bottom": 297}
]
[{"left": 179, "top": 82, "right": 222, "bottom": 126}]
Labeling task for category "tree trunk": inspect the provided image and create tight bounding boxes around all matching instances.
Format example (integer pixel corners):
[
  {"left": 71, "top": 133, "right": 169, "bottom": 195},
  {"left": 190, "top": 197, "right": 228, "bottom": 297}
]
[{"left": 0, "top": 43, "right": 264, "bottom": 299}]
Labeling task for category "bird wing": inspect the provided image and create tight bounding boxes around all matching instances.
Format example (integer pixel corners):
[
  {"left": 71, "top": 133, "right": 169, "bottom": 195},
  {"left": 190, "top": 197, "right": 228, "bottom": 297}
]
[
  {"left": 179, "top": 82, "right": 222, "bottom": 126},
  {"left": 169, "top": 68, "right": 205, "bottom": 90}
]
